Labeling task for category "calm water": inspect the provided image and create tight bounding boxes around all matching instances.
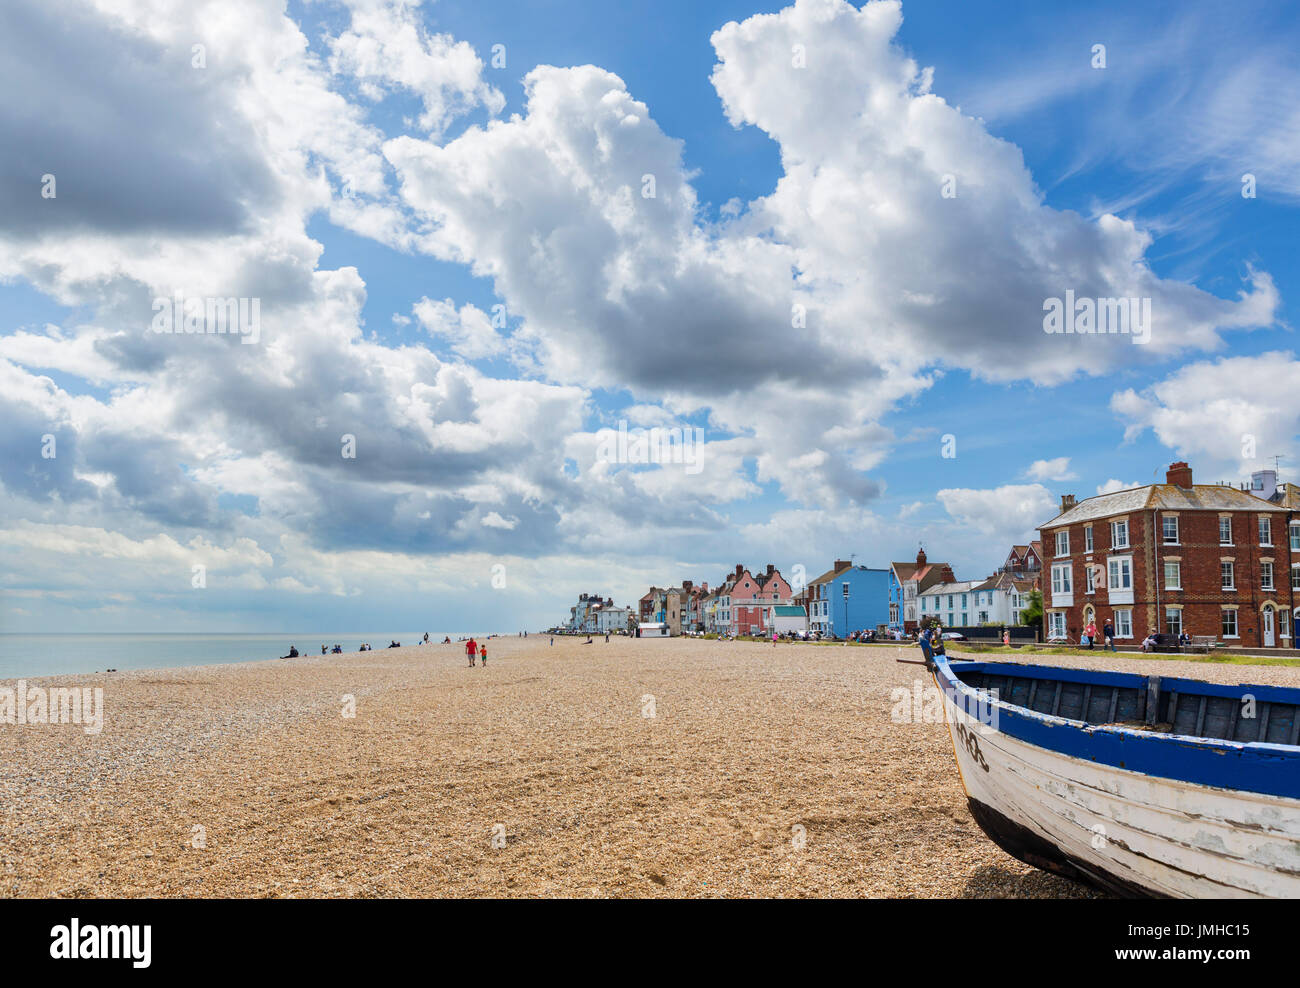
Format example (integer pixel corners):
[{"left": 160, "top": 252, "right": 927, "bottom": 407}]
[{"left": 0, "top": 633, "right": 486, "bottom": 678}]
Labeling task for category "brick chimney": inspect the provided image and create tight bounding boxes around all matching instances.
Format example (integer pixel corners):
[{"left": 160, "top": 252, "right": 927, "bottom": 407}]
[
  {"left": 1060, "top": 494, "right": 1076, "bottom": 512},
  {"left": 1166, "top": 462, "right": 1193, "bottom": 490},
  {"left": 682, "top": 580, "right": 692, "bottom": 590},
  {"left": 916, "top": 547, "right": 927, "bottom": 567},
  {"left": 765, "top": 563, "right": 775, "bottom": 575},
  {"left": 834, "top": 559, "right": 851, "bottom": 571},
  {"left": 735, "top": 564, "right": 744, "bottom": 577}
]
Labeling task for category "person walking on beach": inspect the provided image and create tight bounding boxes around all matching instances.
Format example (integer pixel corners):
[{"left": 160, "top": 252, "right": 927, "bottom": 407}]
[
  {"left": 1084, "top": 619, "right": 1098, "bottom": 650},
  {"left": 1103, "top": 617, "right": 1116, "bottom": 652},
  {"left": 772, "top": 629, "right": 778, "bottom": 647},
  {"left": 479, "top": 644, "right": 487, "bottom": 666},
  {"left": 466, "top": 637, "right": 478, "bottom": 667}
]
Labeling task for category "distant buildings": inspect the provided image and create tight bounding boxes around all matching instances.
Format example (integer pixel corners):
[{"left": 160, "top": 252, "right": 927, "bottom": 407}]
[
  {"left": 889, "top": 549, "right": 955, "bottom": 632},
  {"left": 919, "top": 576, "right": 1029, "bottom": 628},
  {"left": 567, "top": 593, "right": 633, "bottom": 634},
  {"left": 718, "top": 564, "right": 795, "bottom": 636},
  {"left": 1001, "top": 542, "right": 1043, "bottom": 584},
  {"left": 805, "top": 560, "right": 853, "bottom": 636},
  {"left": 603, "top": 467, "right": 1299, "bottom": 648},
  {"left": 820, "top": 565, "right": 891, "bottom": 637},
  {"left": 917, "top": 580, "right": 985, "bottom": 628}
]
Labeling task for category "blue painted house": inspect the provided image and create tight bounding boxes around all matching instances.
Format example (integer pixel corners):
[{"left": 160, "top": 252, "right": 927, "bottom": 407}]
[{"left": 826, "top": 565, "right": 891, "bottom": 637}]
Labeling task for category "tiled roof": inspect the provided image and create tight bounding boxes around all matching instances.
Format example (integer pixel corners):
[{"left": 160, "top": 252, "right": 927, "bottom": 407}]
[
  {"left": 808, "top": 563, "right": 852, "bottom": 587},
  {"left": 1040, "top": 484, "right": 1289, "bottom": 528},
  {"left": 1271, "top": 483, "right": 1300, "bottom": 509},
  {"left": 919, "top": 580, "right": 984, "bottom": 596}
]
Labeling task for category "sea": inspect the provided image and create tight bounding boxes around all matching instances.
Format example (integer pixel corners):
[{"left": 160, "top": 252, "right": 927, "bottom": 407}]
[{"left": 0, "top": 632, "right": 484, "bottom": 679}]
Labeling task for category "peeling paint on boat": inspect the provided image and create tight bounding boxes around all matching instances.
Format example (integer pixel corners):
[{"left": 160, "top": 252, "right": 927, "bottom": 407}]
[{"left": 931, "top": 655, "right": 1300, "bottom": 898}]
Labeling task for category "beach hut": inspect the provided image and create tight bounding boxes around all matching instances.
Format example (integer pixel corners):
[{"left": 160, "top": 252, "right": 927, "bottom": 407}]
[
  {"left": 637, "top": 622, "right": 670, "bottom": 638},
  {"left": 766, "top": 604, "right": 808, "bottom": 635}
]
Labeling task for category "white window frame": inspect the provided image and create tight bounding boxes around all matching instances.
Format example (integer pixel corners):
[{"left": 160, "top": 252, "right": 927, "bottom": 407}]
[
  {"left": 1048, "top": 612, "right": 1067, "bottom": 638},
  {"left": 1162, "top": 515, "right": 1179, "bottom": 545},
  {"left": 1260, "top": 517, "right": 1272, "bottom": 546},
  {"left": 1262, "top": 561, "right": 1275, "bottom": 591},
  {"left": 1084, "top": 526, "right": 1094, "bottom": 552},
  {"left": 1163, "top": 559, "right": 1181, "bottom": 590},
  {"left": 1110, "top": 519, "right": 1129, "bottom": 550},
  {"left": 1165, "top": 607, "right": 1182, "bottom": 637},
  {"left": 1051, "top": 563, "right": 1072, "bottom": 595},
  {"left": 1114, "top": 609, "right": 1133, "bottom": 639},
  {"left": 1221, "top": 561, "right": 1235, "bottom": 591},
  {"left": 1222, "top": 608, "right": 1239, "bottom": 639},
  {"left": 1220, "top": 516, "right": 1233, "bottom": 546},
  {"left": 1107, "top": 555, "right": 1133, "bottom": 591},
  {"left": 1055, "top": 530, "right": 1069, "bottom": 557}
]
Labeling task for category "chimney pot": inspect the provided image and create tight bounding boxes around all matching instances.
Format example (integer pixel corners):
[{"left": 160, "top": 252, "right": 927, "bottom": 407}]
[{"left": 1060, "top": 494, "right": 1077, "bottom": 512}]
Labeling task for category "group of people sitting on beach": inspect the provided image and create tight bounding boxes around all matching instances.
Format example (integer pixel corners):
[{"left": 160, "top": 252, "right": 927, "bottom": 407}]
[{"left": 276, "top": 637, "right": 488, "bottom": 660}]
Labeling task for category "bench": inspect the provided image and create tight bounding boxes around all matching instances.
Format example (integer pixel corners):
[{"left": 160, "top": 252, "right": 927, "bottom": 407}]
[
  {"left": 1145, "top": 633, "right": 1183, "bottom": 654},
  {"left": 1188, "top": 635, "right": 1217, "bottom": 654}
]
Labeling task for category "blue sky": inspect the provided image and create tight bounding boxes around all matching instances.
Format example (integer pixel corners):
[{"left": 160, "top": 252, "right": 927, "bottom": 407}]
[{"left": 1, "top": 0, "right": 1297, "bottom": 632}]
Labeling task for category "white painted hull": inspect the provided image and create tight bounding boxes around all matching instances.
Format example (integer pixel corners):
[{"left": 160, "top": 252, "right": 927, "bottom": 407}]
[{"left": 937, "top": 676, "right": 1300, "bottom": 897}]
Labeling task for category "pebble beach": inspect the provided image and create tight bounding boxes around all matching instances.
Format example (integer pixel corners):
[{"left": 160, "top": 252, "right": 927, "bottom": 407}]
[{"left": 5, "top": 636, "right": 1299, "bottom": 898}]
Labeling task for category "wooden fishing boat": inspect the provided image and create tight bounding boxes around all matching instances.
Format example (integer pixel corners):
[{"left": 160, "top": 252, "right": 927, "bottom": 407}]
[{"left": 928, "top": 653, "right": 1300, "bottom": 897}]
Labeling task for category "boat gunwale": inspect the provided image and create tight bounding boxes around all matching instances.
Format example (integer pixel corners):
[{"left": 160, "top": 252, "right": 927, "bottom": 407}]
[
  {"left": 933, "top": 655, "right": 1300, "bottom": 801},
  {"left": 949, "top": 658, "right": 1300, "bottom": 709}
]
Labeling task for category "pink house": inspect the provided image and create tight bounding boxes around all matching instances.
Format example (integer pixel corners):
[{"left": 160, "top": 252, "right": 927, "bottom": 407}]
[{"left": 725, "top": 563, "right": 794, "bottom": 635}]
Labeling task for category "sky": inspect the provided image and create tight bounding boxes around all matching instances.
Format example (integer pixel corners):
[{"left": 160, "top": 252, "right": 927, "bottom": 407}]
[{"left": 1, "top": 0, "right": 1297, "bottom": 633}]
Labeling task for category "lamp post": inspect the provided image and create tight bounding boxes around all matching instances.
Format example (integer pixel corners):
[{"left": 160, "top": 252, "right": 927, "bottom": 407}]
[{"left": 842, "top": 581, "right": 850, "bottom": 643}]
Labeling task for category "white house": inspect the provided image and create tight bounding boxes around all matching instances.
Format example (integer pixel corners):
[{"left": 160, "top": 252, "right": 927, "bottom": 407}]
[
  {"left": 637, "top": 622, "right": 670, "bottom": 638},
  {"left": 917, "top": 580, "right": 985, "bottom": 627},
  {"left": 918, "top": 578, "right": 1028, "bottom": 627},
  {"left": 593, "top": 604, "right": 632, "bottom": 634},
  {"left": 765, "top": 604, "right": 808, "bottom": 634},
  {"left": 568, "top": 593, "right": 631, "bottom": 633}
]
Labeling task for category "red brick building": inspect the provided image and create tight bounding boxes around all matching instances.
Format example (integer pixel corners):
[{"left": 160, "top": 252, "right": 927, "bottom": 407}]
[{"left": 1038, "top": 462, "right": 1298, "bottom": 649}]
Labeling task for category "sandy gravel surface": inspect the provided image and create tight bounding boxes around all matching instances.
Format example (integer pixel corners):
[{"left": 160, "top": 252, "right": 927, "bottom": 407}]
[{"left": 4, "top": 637, "right": 1297, "bottom": 898}]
